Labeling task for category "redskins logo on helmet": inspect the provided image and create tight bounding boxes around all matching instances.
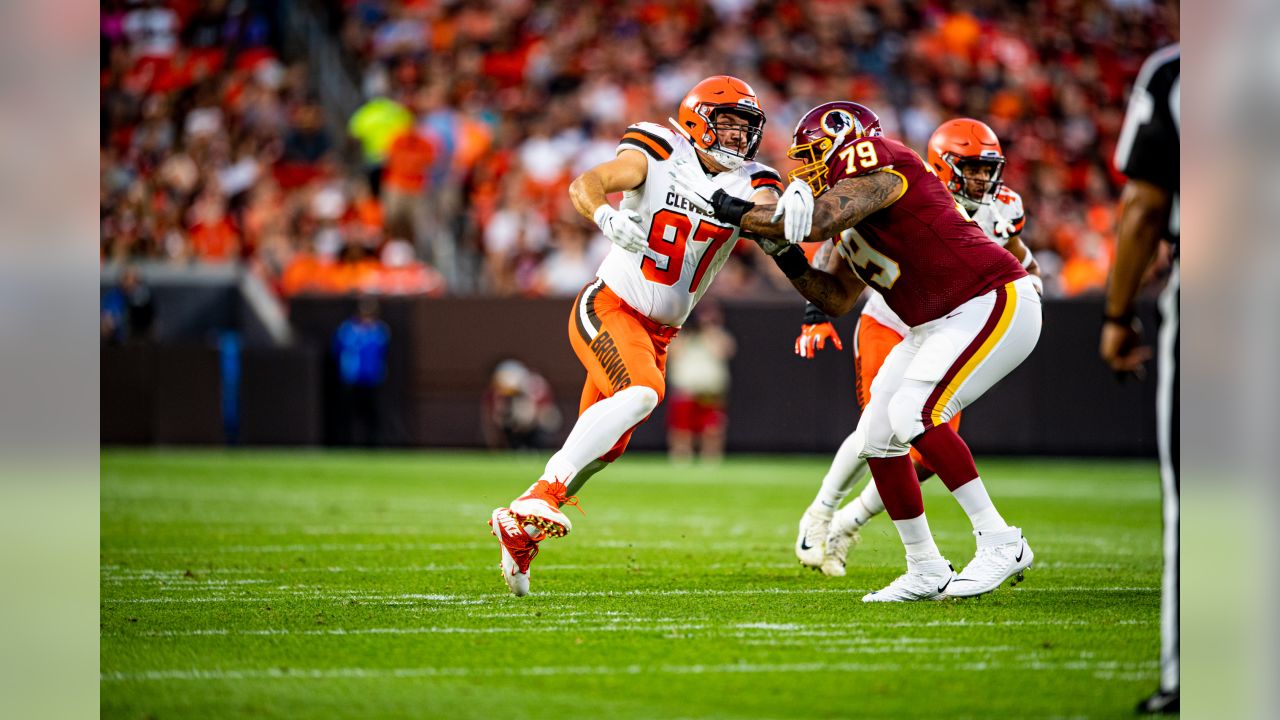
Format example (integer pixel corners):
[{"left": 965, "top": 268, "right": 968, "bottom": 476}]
[
  {"left": 928, "top": 118, "right": 1006, "bottom": 210},
  {"left": 820, "top": 109, "right": 859, "bottom": 137},
  {"left": 670, "top": 75, "right": 766, "bottom": 171},
  {"left": 788, "top": 101, "right": 882, "bottom": 196}
]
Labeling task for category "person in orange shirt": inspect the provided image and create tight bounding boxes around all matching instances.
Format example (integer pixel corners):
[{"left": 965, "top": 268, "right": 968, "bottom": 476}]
[
  {"left": 186, "top": 190, "right": 240, "bottom": 261},
  {"left": 361, "top": 239, "right": 446, "bottom": 296},
  {"left": 381, "top": 88, "right": 455, "bottom": 284},
  {"left": 1059, "top": 229, "right": 1113, "bottom": 297},
  {"left": 279, "top": 247, "right": 344, "bottom": 296}
]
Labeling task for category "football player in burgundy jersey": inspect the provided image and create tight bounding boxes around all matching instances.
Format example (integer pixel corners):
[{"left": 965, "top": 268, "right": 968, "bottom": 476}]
[
  {"left": 673, "top": 101, "right": 1043, "bottom": 601},
  {"left": 792, "top": 119, "right": 1044, "bottom": 579}
]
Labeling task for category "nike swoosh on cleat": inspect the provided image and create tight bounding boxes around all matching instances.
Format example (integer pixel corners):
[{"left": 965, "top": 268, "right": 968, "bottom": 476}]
[
  {"left": 937, "top": 578, "right": 952, "bottom": 594},
  {"left": 1015, "top": 545, "right": 1025, "bottom": 563},
  {"left": 799, "top": 539, "right": 814, "bottom": 551}
]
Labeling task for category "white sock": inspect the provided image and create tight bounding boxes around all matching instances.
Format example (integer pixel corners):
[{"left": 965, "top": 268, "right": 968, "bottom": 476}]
[
  {"left": 892, "top": 514, "right": 943, "bottom": 562},
  {"left": 832, "top": 498, "right": 865, "bottom": 535},
  {"left": 858, "top": 478, "right": 885, "bottom": 517},
  {"left": 812, "top": 429, "right": 869, "bottom": 513},
  {"left": 539, "top": 386, "right": 658, "bottom": 485},
  {"left": 832, "top": 483, "right": 880, "bottom": 534},
  {"left": 951, "top": 477, "right": 1008, "bottom": 533}
]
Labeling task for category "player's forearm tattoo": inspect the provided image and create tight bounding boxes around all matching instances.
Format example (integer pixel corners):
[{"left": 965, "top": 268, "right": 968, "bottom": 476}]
[
  {"left": 737, "top": 204, "right": 784, "bottom": 238},
  {"left": 809, "top": 173, "right": 902, "bottom": 240},
  {"left": 737, "top": 173, "right": 903, "bottom": 241},
  {"left": 790, "top": 269, "right": 853, "bottom": 317}
]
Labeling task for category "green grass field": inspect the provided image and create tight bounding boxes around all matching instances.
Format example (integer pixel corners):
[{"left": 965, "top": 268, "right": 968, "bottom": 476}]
[{"left": 101, "top": 450, "right": 1164, "bottom": 719}]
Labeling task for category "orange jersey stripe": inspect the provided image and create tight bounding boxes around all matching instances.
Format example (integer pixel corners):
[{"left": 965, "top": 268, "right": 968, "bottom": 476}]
[{"left": 621, "top": 132, "right": 672, "bottom": 160}]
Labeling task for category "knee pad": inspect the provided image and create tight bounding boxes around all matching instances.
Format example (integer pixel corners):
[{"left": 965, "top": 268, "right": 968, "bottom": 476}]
[
  {"left": 887, "top": 384, "right": 929, "bottom": 447},
  {"left": 614, "top": 385, "right": 660, "bottom": 423},
  {"left": 856, "top": 417, "right": 903, "bottom": 459}
]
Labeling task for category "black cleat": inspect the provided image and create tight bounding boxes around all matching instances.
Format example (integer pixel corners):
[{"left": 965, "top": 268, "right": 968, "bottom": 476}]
[{"left": 1135, "top": 689, "right": 1179, "bottom": 714}]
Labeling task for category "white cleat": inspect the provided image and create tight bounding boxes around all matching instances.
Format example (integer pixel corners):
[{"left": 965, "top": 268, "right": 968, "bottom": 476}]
[
  {"left": 795, "top": 506, "right": 832, "bottom": 569},
  {"left": 948, "top": 526, "right": 1033, "bottom": 598},
  {"left": 488, "top": 507, "right": 539, "bottom": 596},
  {"left": 862, "top": 558, "right": 956, "bottom": 602},
  {"left": 820, "top": 522, "right": 861, "bottom": 577}
]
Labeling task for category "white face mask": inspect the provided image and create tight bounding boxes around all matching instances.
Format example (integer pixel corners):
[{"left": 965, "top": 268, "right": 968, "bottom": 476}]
[
  {"left": 703, "top": 146, "right": 745, "bottom": 171},
  {"left": 670, "top": 112, "right": 760, "bottom": 173}
]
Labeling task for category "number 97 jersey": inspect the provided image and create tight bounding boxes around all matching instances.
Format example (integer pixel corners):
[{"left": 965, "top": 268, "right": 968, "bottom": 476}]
[
  {"left": 595, "top": 122, "right": 783, "bottom": 327},
  {"left": 828, "top": 135, "right": 1026, "bottom": 328}
]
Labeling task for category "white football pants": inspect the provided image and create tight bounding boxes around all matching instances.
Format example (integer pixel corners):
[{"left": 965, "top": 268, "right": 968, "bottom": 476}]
[{"left": 855, "top": 277, "right": 1042, "bottom": 458}]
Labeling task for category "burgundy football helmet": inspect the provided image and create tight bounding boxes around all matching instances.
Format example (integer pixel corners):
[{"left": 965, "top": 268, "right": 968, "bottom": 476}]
[{"left": 788, "top": 101, "right": 883, "bottom": 196}]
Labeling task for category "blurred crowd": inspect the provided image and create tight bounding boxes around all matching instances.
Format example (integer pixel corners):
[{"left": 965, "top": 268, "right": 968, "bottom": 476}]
[{"left": 101, "top": 0, "right": 1177, "bottom": 299}]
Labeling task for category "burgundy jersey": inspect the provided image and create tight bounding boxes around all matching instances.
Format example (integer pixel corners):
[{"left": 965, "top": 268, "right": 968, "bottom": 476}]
[{"left": 826, "top": 135, "right": 1026, "bottom": 326}]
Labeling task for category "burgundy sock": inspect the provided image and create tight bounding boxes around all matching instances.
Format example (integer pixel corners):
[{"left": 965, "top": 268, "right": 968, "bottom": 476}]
[
  {"left": 866, "top": 455, "right": 924, "bottom": 520},
  {"left": 911, "top": 424, "right": 979, "bottom": 492}
]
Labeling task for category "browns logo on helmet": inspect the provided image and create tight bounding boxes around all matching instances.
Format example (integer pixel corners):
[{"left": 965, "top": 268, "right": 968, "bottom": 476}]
[
  {"left": 787, "top": 101, "right": 883, "bottom": 196},
  {"left": 927, "top": 118, "right": 1006, "bottom": 211},
  {"left": 670, "top": 75, "right": 766, "bottom": 171}
]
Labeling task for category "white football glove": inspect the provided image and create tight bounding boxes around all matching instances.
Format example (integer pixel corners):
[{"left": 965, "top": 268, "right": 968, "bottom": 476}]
[
  {"left": 667, "top": 154, "right": 720, "bottom": 214},
  {"left": 771, "top": 179, "right": 815, "bottom": 244},
  {"left": 594, "top": 205, "right": 647, "bottom": 254},
  {"left": 993, "top": 216, "right": 1017, "bottom": 240}
]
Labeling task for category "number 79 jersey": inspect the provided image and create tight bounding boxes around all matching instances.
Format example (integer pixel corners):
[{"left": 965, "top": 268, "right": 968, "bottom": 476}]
[
  {"left": 828, "top": 135, "right": 1025, "bottom": 327},
  {"left": 595, "top": 122, "right": 783, "bottom": 327}
]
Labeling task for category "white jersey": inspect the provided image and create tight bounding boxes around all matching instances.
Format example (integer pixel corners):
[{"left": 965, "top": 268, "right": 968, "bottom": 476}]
[
  {"left": 595, "top": 122, "right": 783, "bottom": 327},
  {"left": 861, "top": 185, "right": 1026, "bottom": 335}
]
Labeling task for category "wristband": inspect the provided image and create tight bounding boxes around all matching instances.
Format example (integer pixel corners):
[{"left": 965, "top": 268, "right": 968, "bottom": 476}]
[
  {"left": 1102, "top": 310, "right": 1134, "bottom": 325},
  {"left": 803, "top": 303, "right": 832, "bottom": 325},
  {"left": 1020, "top": 247, "right": 1036, "bottom": 269},
  {"left": 773, "top": 245, "right": 810, "bottom": 279},
  {"left": 710, "top": 189, "right": 755, "bottom": 226},
  {"left": 592, "top": 204, "right": 612, "bottom": 229}
]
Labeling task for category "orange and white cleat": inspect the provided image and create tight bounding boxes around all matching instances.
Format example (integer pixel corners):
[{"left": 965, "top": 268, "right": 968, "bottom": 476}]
[
  {"left": 509, "top": 479, "right": 581, "bottom": 540},
  {"left": 488, "top": 507, "right": 539, "bottom": 596}
]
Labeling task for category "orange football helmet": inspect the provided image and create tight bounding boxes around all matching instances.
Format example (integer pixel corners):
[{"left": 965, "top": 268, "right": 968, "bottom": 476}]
[
  {"left": 927, "top": 118, "right": 1006, "bottom": 208},
  {"left": 672, "top": 75, "right": 766, "bottom": 170}
]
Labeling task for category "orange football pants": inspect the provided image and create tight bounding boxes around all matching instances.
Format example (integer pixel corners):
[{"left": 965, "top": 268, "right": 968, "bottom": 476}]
[
  {"left": 854, "top": 315, "right": 961, "bottom": 471},
  {"left": 568, "top": 280, "right": 678, "bottom": 462}
]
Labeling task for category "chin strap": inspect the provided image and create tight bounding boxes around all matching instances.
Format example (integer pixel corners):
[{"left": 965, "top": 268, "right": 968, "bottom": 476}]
[
  {"left": 823, "top": 130, "right": 849, "bottom": 164},
  {"left": 668, "top": 117, "right": 746, "bottom": 172},
  {"left": 667, "top": 116, "right": 687, "bottom": 138}
]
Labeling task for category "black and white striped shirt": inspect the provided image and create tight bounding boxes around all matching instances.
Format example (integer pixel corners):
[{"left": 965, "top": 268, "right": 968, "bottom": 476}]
[{"left": 1115, "top": 44, "right": 1180, "bottom": 250}]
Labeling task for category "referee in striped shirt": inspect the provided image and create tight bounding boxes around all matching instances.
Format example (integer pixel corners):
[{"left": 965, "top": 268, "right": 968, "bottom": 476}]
[{"left": 1100, "top": 43, "right": 1180, "bottom": 715}]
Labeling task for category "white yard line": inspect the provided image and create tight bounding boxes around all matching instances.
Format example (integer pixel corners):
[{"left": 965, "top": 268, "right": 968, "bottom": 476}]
[
  {"left": 121, "top": 616, "right": 1149, "bottom": 639},
  {"left": 102, "top": 585, "right": 1157, "bottom": 604},
  {"left": 102, "top": 658, "right": 1158, "bottom": 683},
  {"left": 102, "top": 534, "right": 1154, "bottom": 556},
  {"left": 101, "top": 560, "right": 1140, "bottom": 583},
  {"left": 100, "top": 564, "right": 642, "bottom": 579}
]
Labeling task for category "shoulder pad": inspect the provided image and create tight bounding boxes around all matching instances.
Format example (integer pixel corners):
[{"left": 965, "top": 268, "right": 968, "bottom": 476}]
[
  {"left": 830, "top": 135, "right": 905, "bottom": 181},
  {"left": 618, "top": 122, "right": 677, "bottom": 161},
  {"left": 745, "top": 162, "right": 784, "bottom": 193},
  {"left": 995, "top": 185, "right": 1022, "bottom": 207},
  {"left": 995, "top": 185, "right": 1025, "bottom": 223}
]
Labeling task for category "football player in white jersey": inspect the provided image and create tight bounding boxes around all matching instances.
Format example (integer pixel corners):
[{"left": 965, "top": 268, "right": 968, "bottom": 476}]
[
  {"left": 487, "top": 76, "right": 784, "bottom": 595},
  {"left": 791, "top": 118, "right": 1043, "bottom": 577}
]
